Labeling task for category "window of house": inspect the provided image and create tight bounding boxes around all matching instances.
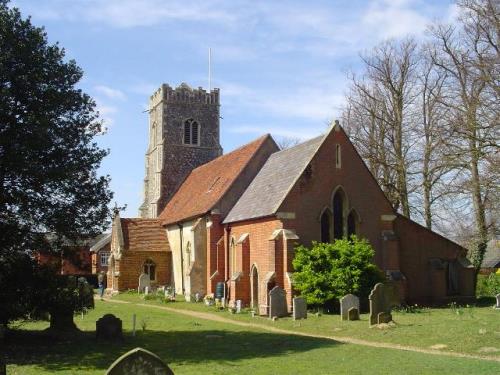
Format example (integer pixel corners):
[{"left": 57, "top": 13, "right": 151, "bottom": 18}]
[
  {"left": 100, "top": 252, "right": 110, "bottom": 266},
  {"left": 183, "top": 118, "right": 200, "bottom": 145},
  {"left": 320, "top": 210, "right": 331, "bottom": 243},
  {"left": 143, "top": 259, "right": 156, "bottom": 281},
  {"left": 335, "top": 144, "right": 341, "bottom": 168}
]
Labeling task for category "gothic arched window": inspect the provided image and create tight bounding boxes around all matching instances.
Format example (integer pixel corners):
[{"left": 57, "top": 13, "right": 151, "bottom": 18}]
[
  {"left": 184, "top": 118, "right": 200, "bottom": 145},
  {"left": 143, "top": 259, "right": 156, "bottom": 281},
  {"left": 347, "top": 209, "right": 359, "bottom": 237},
  {"left": 320, "top": 209, "right": 331, "bottom": 243},
  {"left": 333, "top": 188, "right": 346, "bottom": 240}
]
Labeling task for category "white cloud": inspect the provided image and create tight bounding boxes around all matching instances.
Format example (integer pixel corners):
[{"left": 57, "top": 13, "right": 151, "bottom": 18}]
[
  {"left": 361, "top": 0, "right": 430, "bottom": 39},
  {"left": 94, "top": 85, "right": 127, "bottom": 101}
]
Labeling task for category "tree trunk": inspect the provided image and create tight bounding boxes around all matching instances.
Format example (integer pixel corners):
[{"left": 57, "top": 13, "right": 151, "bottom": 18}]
[{"left": 49, "top": 310, "right": 77, "bottom": 332}]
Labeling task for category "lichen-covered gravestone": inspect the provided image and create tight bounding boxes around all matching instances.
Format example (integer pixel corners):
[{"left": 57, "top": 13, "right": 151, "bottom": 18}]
[
  {"left": 138, "top": 273, "right": 150, "bottom": 293},
  {"left": 496, "top": 293, "right": 500, "bottom": 309},
  {"left": 96, "top": 314, "right": 123, "bottom": 341},
  {"left": 269, "top": 286, "right": 287, "bottom": 318},
  {"left": 106, "top": 347, "right": 174, "bottom": 375},
  {"left": 293, "top": 297, "right": 307, "bottom": 320},
  {"left": 368, "top": 283, "right": 399, "bottom": 325},
  {"left": 340, "top": 294, "right": 360, "bottom": 321}
]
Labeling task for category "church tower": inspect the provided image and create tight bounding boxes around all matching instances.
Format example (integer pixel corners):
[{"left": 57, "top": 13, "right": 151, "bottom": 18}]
[{"left": 139, "top": 83, "right": 222, "bottom": 218}]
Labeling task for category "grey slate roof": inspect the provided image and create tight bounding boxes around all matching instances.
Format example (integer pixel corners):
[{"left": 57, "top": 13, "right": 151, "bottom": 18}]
[
  {"left": 482, "top": 239, "right": 500, "bottom": 268},
  {"left": 223, "top": 134, "right": 325, "bottom": 223}
]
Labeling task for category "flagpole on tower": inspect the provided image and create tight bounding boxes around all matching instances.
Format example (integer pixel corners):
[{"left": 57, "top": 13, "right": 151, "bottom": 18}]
[{"left": 208, "top": 47, "right": 212, "bottom": 91}]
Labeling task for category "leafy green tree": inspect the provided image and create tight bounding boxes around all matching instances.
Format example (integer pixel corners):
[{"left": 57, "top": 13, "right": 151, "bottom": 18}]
[
  {"left": 0, "top": 0, "right": 112, "bottom": 326},
  {"left": 292, "top": 236, "right": 384, "bottom": 308}
]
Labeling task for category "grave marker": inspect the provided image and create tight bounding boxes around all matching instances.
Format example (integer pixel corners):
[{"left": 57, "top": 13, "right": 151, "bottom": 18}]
[
  {"left": 340, "top": 294, "right": 360, "bottom": 321},
  {"left": 269, "top": 286, "right": 287, "bottom": 318},
  {"left": 293, "top": 297, "right": 307, "bottom": 320},
  {"left": 106, "top": 347, "right": 174, "bottom": 375}
]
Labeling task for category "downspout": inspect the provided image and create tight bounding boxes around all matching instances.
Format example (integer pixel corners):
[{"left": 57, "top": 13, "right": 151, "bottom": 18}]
[{"left": 178, "top": 223, "right": 185, "bottom": 295}]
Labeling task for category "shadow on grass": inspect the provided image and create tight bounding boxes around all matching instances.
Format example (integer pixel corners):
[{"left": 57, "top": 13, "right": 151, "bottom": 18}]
[{"left": 5, "top": 328, "right": 341, "bottom": 373}]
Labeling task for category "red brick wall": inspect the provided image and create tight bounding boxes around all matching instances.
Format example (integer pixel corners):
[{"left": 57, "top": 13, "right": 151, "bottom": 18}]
[
  {"left": 278, "top": 128, "right": 395, "bottom": 268},
  {"left": 206, "top": 214, "right": 225, "bottom": 294},
  {"left": 91, "top": 243, "right": 111, "bottom": 274},
  {"left": 227, "top": 218, "right": 283, "bottom": 310},
  {"left": 395, "top": 216, "right": 475, "bottom": 303},
  {"left": 114, "top": 251, "right": 172, "bottom": 291}
]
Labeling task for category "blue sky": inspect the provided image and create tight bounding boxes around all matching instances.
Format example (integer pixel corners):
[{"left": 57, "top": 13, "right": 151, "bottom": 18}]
[{"left": 12, "top": 0, "right": 457, "bottom": 218}]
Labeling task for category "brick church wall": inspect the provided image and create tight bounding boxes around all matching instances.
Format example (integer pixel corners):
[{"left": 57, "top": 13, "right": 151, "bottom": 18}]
[{"left": 115, "top": 251, "right": 171, "bottom": 291}]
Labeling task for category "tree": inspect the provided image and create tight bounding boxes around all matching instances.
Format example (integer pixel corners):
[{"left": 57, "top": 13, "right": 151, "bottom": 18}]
[
  {"left": 0, "top": 1, "right": 112, "bottom": 326},
  {"left": 344, "top": 38, "right": 420, "bottom": 218},
  {"left": 292, "top": 237, "right": 384, "bottom": 308},
  {"left": 429, "top": 1, "right": 499, "bottom": 269}
]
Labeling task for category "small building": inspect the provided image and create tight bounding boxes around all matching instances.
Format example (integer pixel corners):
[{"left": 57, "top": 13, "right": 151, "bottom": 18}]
[
  {"left": 90, "top": 233, "right": 111, "bottom": 275},
  {"left": 107, "top": 215, "right": 171, "bottom": 291}
]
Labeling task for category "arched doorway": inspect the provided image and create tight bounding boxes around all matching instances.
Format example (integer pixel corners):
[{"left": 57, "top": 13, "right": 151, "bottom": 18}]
[{"left": 250, "top": 265, "right": 259, "bottom": 310}]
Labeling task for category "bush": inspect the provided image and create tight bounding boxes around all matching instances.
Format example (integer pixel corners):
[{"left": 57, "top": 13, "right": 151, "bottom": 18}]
[
  {"left": 292, "top": 236, "right": 384, "bottom": 308},
  {"left": 476, "top": 273, "right": 500, "bottom": 297}
]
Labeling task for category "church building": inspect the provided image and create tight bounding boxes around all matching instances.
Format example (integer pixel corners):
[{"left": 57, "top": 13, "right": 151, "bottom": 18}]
[{"left": 106, "top": 82, "right": 475, "bottom": 310}]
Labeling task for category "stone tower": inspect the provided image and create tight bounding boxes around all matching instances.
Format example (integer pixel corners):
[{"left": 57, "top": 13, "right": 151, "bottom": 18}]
[{"left": 139, "top": 83, "right": 222, "bottom": 218}]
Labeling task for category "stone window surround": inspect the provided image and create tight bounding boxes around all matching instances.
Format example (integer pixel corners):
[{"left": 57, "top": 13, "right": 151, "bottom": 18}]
[
  {"left": 183, "top": 118, "right": 201, "bottom": 146},
  {"left": 100, "top": 251, "right": 110, "bottom": 266}
]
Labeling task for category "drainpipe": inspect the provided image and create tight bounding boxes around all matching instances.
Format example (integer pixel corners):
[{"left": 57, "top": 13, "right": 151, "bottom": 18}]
[{"left": 178, "top": 223, "right": 185, "bottom": 295}]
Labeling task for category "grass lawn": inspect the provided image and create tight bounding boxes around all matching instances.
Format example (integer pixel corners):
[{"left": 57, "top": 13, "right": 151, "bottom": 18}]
[
  {"left": 115, "top": 292, "right": 500, "bottom": 358},
  {"left": 4, "top": 297, "right": 499, "bottom": 374}
]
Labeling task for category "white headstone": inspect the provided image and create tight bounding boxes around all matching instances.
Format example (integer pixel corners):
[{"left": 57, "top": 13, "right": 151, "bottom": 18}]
[
  {"left": 236, "top": 300, "right": 242, "bottom": 313},
  {"left": 144, "top": 286, "right": 149, "bottom": 295},
  {"left": 293, "top": 297, "right": 307, "bottom": 320},
  {"left": 138, "top": 273, "right": 150, "bottom": 293},
  {"left": 496, "top": 293, "right": 500, "bottom": 309},
  {"left": 340, "top": 294, "right": 360, "bottom": 321}
]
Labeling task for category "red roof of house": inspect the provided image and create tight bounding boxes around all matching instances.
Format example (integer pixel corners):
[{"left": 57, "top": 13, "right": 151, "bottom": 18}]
[
  {"left": 121, "top": 218, "right": 169, "bottom": 252},
  {"left": 159, "top": 134, "right": 272, "bottom": 225}
]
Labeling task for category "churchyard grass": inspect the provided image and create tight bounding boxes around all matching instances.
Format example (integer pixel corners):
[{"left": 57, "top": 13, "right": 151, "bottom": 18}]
[
  {"left": 5, "top": 298, "right": 500, "bottom": 374},
  {"left": 115, "top": 293, "right": 500, "bottom": 359}
]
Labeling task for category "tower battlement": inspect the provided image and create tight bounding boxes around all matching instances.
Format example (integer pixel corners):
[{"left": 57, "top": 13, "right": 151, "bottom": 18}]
[{"left": 150, "top": 83, "right": 219, "bottom": 108}]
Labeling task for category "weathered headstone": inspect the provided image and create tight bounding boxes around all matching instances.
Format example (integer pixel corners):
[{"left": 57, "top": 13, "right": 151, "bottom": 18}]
[
  {"left": 144, "top": 286, "right": 149, "bottom": 296},
  {"left": 368, "top": 283, "right": 399, "bottom": 326},
  {"left": 340, "top": 294, "right": 360, "bottom": 321},
  {"left": 236, "top": 300, "right": 242, "bottom": 313},
  {"left": 377, "top": 312, "right": 392, "bottom": 324},
  {"left": 138, "top": 273, "right": 150, "bottom": 293},
  {"left": 347, "top": 307, "right": 360, "bottom": 321},
  {"left": 106, "top": 347, "right": 174, "bottom": 375},
  {"left": 293, "top": 297, "right": 307, "bottom": 320},
  {"left": 269, "top": 286, "right": 287, "bottom": 318},
  {"left": 96, "top": 314, "right": 123, "bottom": 340},
  {"left": 496, "top": 293, "right": 500, "bottom": 309}
]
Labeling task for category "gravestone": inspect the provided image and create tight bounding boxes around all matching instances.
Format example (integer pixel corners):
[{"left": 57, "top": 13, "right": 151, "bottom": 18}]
[
  {"left": 144, "top": 286, "right": 149, "bottom": 296},
  {"left": 293, "top": 297, "right": 307, "bottom": 320},
  {"left": 96, "top": 314, "right": 123, "bottom": 340},
  {"left": 236, "top": 300, "right": 242, "bottom": 313},
  {"left": 377, "top": 312, "right": 392, "bottom": 324},
  {"left": 138, "top": 273, "right": 150, "bottom": 293},
  {"left": 496, "top": 293, "right": 500, "bottom": 309},
  {"left": 368, "top": 283, "right": 399, "bottom": 325},
  {"left": 340, "top": 294, "right": 360, "bottom": 321},
  {"left": 347, "top": 307, "right": 360, "bottom": 321},
  {"left": 106, "top": 347, "right": 174, "bottom": 375},
  {"left": 268, "top": 286, "right": 287, "bottom": 318}
]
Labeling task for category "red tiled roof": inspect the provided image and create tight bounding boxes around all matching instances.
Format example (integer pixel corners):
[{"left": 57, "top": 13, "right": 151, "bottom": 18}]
[
  {"left": 121, "top": 218, "right": 169, "bottom": 252},
  {"left": 159, "top": 135, "right": 272, "bottom": 225}
]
